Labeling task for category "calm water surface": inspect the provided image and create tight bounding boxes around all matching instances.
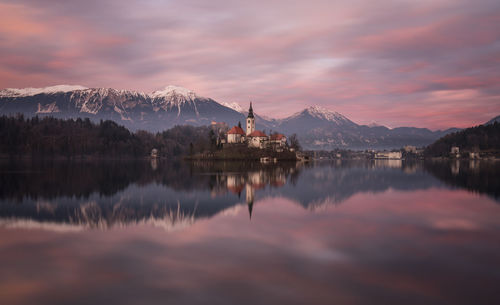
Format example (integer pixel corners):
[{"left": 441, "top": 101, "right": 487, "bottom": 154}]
[{"left": 0, "top": 159, "right": 499, "bottom": 305}]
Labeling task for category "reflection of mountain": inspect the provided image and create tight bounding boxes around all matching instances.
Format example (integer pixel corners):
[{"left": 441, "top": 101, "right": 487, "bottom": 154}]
[
  {"left": 0, "top": 161, "right": 297, "bottom": 230},
  {"left": 0, "top": 160, "right": 497, "bottom": 231},
  {"left": 264, "top": 160, "right": 444, "bottom": 209}
]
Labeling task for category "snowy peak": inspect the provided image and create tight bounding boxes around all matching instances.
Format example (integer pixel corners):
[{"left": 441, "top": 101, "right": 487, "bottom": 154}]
[
  {"left": 150, "top": 85, "right": 198, "bottom": 100},
  {"left": 285, "top": 105, "right": 352, "bottom": 125},
  {"left": 304, "top": 106, "right": 348, "bottom": 122},
  {"left": 220, "top": 102, "right": 244, "bottom": 113},
  {"left": 366, "top": 121, "right": 390, "bottom": 129},
  {"left": 0, "top": 85, "right": 88, "bottom": 97}
]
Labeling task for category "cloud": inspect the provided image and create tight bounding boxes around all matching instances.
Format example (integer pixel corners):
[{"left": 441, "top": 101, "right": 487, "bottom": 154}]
[{"left": 0, "top": 0, "right": 499, "bottom": 128}]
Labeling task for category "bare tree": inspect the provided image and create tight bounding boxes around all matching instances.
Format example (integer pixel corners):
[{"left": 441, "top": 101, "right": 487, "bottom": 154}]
[{"left": 288, "top": 133, "right": 301, "bottom": 151}]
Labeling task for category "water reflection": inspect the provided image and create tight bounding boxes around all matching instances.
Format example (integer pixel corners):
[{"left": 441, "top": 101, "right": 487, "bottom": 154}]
[
  {"left": 1, "top": 160, "right": 499, "bottom": 305},
  {"left": 0, "top": 159, "right": 499, "bottom": 231},
  {"left": 424, "top": 160, "right": 500, "bottom": 201}
]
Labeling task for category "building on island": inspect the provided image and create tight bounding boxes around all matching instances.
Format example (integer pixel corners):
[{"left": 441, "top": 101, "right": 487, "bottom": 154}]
[
  {"left": 270, "top": 133, "right": 287, "bottom": 148},
  {"left": 227, "top": 126, "right": 245, "bottom": 144},
  {"left": 248, "top": 130, "right": 268, "bottom": 148},
  {"left": 224, "top": 103, "right": 287, "bottom": 151}
]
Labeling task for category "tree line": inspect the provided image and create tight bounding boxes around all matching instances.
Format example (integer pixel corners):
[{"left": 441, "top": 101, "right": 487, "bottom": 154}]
[
  {"left": 424, "top": 122, "right": 500, "bottom": 157},
  {"left": 0, "top": 115, "right": 215, "bottom": 158}
]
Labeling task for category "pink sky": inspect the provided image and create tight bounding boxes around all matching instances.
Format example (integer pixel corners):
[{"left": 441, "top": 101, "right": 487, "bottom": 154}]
[{"left": 0, "top": 0, "right": 499, "bottom": 129}]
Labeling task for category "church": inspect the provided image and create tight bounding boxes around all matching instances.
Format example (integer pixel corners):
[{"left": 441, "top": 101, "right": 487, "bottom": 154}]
[{"left": 226, "top": 103, "right": 286, "bottom": 150}]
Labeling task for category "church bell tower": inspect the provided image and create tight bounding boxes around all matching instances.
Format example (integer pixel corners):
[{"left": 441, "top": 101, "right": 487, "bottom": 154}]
[{"left": 246, "top": 102, "right": 255, "bottom": 136}]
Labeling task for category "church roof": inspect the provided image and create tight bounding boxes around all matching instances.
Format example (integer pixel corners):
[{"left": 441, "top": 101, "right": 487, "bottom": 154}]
[
  {"left": 248, "top": 130, "right": 267, "bottom": 137},
  {"left": 227, "top": 126, "right": 245, "bottom": 135},
  {"left": 270, "top": 133, "right": 286, "bottom": 140}
]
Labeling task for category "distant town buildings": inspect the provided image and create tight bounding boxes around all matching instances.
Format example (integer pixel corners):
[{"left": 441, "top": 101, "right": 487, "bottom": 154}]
[
  {"left": 469, "top": 152, "right": 480, "bottom": 159},
  {"left": 403, "top": 145, "right": 417, "bottom": 153},
  {"left": 150, "top": 148, "right": 159, "bottom": 158},
  {"left": 375, "top": 151, "right": 403, "bottom": 159}
]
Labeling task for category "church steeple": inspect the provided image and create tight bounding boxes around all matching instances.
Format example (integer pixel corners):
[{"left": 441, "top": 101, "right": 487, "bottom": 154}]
[
  {"left": 246, "top": 102, "right": 255, "bottom": 135},
  {"left": 247, "top": 102, "right": 254, "bottom": 118},
  {"left": 246, "top": 183, "right": 254, "bottom": 220}
]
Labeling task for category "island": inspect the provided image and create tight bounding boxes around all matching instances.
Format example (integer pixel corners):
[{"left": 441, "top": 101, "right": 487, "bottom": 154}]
[{"left": 185, "top": 103, "right": 302, "bottom": 161}]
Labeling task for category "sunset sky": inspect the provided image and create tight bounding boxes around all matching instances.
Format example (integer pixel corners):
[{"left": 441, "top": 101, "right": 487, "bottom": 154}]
[{"left": 0, "top": 0, "right": 499, "bottom": 129}]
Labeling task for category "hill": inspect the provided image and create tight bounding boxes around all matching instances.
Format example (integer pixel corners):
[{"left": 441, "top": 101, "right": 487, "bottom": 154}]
[
  {"left": 0, "top": 115, "right": 213, "bottom": 158},
  {"left": 424, "top": 122, "right": 500, "bottom": 157}
]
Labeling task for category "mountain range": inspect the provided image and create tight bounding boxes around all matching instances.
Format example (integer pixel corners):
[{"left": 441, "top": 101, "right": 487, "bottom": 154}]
[{"left": 0, "top": 84, "right": 464, "bottom": 149}]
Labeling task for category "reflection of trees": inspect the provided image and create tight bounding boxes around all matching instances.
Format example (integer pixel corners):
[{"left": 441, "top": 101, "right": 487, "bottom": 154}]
[
  {"left": 0, "top": 160, "right": 299, "bottom": 201},
  {"left": 0, "top": 160, "right": 143, "bottom": 201},
  {"left": 1, "top": 159, "right": 497, "bottom": 231},
  {"left": 424, "top": 160, "right": 500, "bottom": 202},
  {"left": 0, "top": 160, "right": 298, "bottom": 230}
]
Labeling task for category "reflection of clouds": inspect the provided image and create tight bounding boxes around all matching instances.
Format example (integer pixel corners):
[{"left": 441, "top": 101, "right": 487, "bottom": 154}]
[
  {"left": 292, "top": 239, "right": 348, "bottom": 262},
  {"left": 0, "top": 187, "right": 499, "bottom": 304},
  {"left": 218, "top": 204, "right": 243, "bottom": 217},
  {"left": 431, "top": 219, "right": 480, "bottom": 231}
]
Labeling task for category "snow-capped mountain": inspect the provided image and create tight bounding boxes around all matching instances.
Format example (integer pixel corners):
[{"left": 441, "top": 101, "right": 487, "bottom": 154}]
[
  {"left": 265, "top": 106, "right": 458, "bottom": 149},
  {"left": 0, "top": 85, "right": 88, "bottom": 98},
  {"left": 277, "top": 106, "right": 357, "bottom": 134},
  {"left": 367, "top": 121, "right": 389, "bottom": 128},
  {"left": 220, "top": 101, "right": 244, "bottom": 113},
  {"left": 0, "top": 85, "right": 244, "bottom": 131},
  {"left": 0, "top": 85, "right": 458, "bottom": 149},
  {"left": 295, "top": 106, "right": 354, "bottom": 125}
]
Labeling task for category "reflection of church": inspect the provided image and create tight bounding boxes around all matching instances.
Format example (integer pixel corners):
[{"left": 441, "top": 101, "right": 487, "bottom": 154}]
[
  {"left": 246, "top": 183, "right": 254, "bottom": 219},
  {"left": 225, "top": 166, "right": 289, "bottom": 219}
]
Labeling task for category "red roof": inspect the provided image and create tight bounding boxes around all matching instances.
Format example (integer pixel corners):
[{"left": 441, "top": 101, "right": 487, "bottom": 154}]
[
  {"left": 227, "top": 126, "right": 245, "bottom": 135},
  {"left": 228, "top": 185, "right": 244, "bottom": 194},
  {"left": 248, "top": 130, "right": 267, "bottom": 137},
  {"left": 270, "top": 133, "right": 286, "bottom": 140}
]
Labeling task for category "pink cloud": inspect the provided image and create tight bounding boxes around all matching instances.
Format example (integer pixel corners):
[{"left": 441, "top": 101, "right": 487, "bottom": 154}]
[{"left": 0, "top": 0, "right": 499, "bottom": 129}]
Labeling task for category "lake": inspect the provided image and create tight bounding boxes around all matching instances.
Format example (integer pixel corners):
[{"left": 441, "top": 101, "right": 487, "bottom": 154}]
[{"left": 0, "top": 159, "right": 499, "bottom": 305}]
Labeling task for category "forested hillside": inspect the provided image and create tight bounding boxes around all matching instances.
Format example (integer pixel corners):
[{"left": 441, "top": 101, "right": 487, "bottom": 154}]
[
  {"left": 0, "top": 115, "right": 214, "bottom": 158},
  {"left": 424, "top": 122, "right": 500, "bottom": 157}
]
